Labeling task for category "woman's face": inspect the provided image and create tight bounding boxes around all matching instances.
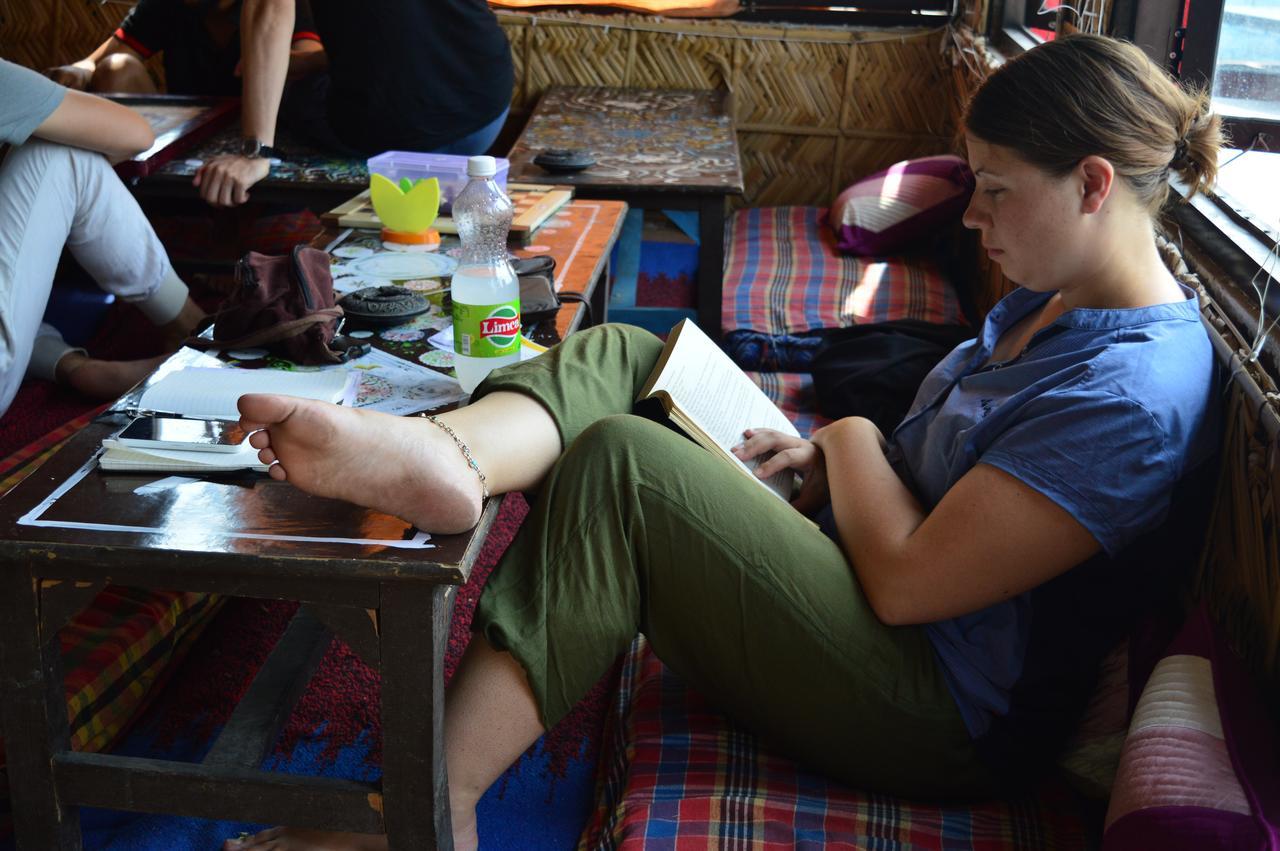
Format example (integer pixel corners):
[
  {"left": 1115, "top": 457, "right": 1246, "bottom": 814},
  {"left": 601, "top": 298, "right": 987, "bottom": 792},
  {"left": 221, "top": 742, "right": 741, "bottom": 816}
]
[{"left": 962, "top": 135, "right": 1084, "bottom": 292}]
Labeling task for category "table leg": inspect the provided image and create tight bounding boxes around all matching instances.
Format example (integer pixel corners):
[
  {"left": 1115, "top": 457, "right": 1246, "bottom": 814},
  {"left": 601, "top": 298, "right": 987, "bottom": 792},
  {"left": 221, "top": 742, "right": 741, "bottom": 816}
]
[
  {"left": 379, "top": 584, "right": 455, "bottom": 851},
  {"left": 590, "top": 251, "right": 612, "bottom": 327},
  {"left": 696, "top": 194, "right": 727, "bottom": 339},
  {"left": 0, "top": 570, "right": 81, "bottom": 849}
]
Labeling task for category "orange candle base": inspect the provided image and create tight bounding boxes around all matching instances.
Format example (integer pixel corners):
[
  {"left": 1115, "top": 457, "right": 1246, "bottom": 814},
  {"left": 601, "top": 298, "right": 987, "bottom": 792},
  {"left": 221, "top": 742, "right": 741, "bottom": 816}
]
[{"left": 381, "top": 227, "right": 441, "bottom": 251}]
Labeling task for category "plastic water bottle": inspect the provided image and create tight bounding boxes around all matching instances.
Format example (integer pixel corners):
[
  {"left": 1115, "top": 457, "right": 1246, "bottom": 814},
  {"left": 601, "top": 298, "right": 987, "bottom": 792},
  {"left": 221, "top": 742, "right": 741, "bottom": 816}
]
[{"left": 451, "top": 155, "right": 521, "bottom": 394}]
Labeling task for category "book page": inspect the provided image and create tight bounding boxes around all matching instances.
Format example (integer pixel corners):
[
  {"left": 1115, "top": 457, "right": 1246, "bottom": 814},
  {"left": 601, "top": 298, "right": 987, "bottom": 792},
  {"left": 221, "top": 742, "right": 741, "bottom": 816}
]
[
  {"left": 138, "top": 368, "right": 357, "bottom": 421},
  {"left": 99, "top": 440, "right": 268, "bottom": 472},
  {"left": 644, "top": 320, "right": 799, "bottom": 500}
]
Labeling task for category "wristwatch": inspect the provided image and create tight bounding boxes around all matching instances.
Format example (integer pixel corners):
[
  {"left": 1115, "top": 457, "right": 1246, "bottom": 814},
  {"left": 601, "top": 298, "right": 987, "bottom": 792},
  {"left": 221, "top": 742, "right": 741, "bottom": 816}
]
[{"left": 239, "top": 138, "right": 285, "bottom": 160}]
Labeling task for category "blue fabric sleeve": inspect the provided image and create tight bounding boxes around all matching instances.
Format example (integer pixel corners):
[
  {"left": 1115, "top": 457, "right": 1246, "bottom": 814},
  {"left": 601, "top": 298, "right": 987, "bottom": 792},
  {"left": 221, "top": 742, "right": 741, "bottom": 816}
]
[
  {"left": 979, "top": 388, "right": 1177, "bottom": 556},
  {"left": 0, "top": 59, "right": 67, "bottom": 146}
]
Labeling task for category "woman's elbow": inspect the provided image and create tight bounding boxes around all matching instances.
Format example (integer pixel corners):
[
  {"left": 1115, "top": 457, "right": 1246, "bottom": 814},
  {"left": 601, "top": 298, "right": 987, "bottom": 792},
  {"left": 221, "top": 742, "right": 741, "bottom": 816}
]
[{"left": 117, "top": 115, "right": 155, "bottom": 158}]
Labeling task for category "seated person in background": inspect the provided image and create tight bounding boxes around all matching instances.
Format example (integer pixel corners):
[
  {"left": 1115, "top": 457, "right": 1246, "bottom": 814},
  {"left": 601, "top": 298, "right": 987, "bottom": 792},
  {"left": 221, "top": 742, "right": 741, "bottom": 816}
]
[
  {"left": 226, "top": 35, "right": 1222, "bottom": 851},
  {"left": 45, "top": 0, "right": 325, "bottom": 96},
  {"left": 194, "top": 0, "right": 514, "bottom": 207},
  {"left": 0, "top": 59, "right": 207, "bottom": 416}
]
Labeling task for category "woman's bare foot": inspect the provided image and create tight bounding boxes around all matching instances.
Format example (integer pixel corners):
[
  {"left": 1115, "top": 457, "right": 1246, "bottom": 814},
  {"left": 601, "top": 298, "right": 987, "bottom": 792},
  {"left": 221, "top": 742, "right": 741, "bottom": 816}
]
[
  {"left": 238, "top": 394, "right": 484, "bottom": 533},
  {"left": 221, "top": 808, "right": 479, "bottom": 850},
  {"left": 55, "top": 352, "right": 167, "bottom": 400}
]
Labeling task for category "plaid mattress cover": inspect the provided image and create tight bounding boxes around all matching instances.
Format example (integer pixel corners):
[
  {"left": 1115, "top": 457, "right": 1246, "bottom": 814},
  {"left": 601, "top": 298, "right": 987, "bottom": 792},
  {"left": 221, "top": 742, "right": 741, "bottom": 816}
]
[
  {"left": 721, "top": 206, "right": 967, "bottom": 337},
  {"left": 580, "top": 637, "right": 1099, "bottom": 850}
]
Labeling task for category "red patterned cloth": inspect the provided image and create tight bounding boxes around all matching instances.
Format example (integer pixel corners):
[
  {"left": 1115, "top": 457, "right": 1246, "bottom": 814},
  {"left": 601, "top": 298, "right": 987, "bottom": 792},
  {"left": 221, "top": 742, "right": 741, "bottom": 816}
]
[
  {"left": 581, "top": 637, "right": 1100, "bottom": 850},
  {"left": 722, "top": 206, "right": 965, "bottom": 336},
  {"left": 747, "top": 371, "right": 832, "bottom": 438}
]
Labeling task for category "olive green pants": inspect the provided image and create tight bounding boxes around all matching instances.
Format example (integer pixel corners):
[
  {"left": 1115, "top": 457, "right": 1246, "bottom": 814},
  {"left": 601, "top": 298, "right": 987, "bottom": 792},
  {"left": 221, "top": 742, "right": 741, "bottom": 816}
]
[{"left": 472, "top": 324, "right": 995, "bottom": 798}]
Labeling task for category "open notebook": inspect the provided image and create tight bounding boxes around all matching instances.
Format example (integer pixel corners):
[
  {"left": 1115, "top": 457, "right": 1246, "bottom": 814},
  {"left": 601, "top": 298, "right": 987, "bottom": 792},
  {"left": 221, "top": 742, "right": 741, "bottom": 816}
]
[{"left": 100, "top": 367, "right": 357, "bottom": 473}]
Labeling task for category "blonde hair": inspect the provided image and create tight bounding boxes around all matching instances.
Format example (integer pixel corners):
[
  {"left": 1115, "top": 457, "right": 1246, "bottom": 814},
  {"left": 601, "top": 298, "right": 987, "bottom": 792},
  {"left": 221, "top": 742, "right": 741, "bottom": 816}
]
[{"left": 964, "top": 35, "right": 1226, "bottom": 214}]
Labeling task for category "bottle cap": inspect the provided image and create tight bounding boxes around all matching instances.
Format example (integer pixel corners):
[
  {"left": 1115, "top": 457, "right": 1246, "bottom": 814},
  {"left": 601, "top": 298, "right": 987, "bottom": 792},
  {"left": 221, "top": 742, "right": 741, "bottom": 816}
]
[{"left": 467, "top": 155, "right": 497, "bottom": 178}]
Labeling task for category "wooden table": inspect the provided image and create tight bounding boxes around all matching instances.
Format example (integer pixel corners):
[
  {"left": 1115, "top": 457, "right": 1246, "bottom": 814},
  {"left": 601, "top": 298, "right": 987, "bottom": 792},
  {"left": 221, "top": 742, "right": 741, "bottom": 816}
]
[
  {"left": 507, "top": 86, "right": 744, "bottom": 336},
  {"left": 0, "top": 205, "right": 625, "bottom": 850}
]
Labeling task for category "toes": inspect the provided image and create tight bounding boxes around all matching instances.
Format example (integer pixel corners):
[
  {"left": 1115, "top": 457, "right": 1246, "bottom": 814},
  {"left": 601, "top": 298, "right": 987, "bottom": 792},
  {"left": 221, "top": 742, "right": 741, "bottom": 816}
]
[
  {"left": 238, "top": 393, "right": 297, "bottom": 425},
  {"left": 267, "top": 461, "right": 287, "bottom": 481},
  {"left": 256, "top": 446, "right": 277, "bottom": 465},
  {"left": 249, "top": 429, "right": 271, "bottom": 450}
]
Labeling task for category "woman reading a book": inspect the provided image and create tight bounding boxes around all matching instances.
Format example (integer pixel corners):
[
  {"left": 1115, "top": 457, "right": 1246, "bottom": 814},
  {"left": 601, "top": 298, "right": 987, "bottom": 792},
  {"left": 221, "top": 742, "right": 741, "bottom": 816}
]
[{"left": 228, "top": 35, "right": 1222, "bottom": 851}]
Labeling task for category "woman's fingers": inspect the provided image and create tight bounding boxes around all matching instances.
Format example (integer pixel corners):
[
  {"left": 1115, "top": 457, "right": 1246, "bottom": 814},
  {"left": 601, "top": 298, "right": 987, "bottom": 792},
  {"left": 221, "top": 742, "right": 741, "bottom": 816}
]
[
  {"left": 755, "top": 445, "right": 813, "bottom": 479},
  {"left": 733, "top": 428, "right": 800, "bottom": 461}
]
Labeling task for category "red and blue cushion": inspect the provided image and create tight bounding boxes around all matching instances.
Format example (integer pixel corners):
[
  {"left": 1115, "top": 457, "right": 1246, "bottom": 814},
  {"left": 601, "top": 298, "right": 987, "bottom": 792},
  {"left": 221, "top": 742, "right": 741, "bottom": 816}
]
[
  {"left": 721, "top": 206, "right": 966, "bottom": 340},
  {"left": 580, "top": 636, "right": 1100, "bottom": 850}
]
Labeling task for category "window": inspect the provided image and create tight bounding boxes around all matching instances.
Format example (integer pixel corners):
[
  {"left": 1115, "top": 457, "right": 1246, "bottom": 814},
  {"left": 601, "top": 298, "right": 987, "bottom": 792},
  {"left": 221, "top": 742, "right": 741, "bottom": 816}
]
[{"left": 732, "top": 0, "right": 959, "bottom": 26}]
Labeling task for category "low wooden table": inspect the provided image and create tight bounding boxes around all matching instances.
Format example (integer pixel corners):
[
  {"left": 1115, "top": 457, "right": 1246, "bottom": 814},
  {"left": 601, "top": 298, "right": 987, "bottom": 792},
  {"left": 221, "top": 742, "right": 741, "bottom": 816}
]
[
  {"left": 0, "top": 206, "right": 625, "bottom": 850},
  {"left": 507, "top": 86, "right": 745, "bottom": 336}
]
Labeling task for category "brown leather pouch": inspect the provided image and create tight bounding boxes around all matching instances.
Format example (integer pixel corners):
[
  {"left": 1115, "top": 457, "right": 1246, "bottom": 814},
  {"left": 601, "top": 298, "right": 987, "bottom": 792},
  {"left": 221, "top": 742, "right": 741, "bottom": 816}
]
[{"left": 189, "top": 245, "right": 349, "bottom": 365}]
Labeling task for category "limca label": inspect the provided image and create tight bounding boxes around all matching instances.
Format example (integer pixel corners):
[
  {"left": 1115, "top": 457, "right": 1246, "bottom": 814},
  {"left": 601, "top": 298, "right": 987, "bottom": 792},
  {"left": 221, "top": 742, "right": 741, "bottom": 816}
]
[{"left": 453, "top": 300, "right": 521, "bottom": 357}]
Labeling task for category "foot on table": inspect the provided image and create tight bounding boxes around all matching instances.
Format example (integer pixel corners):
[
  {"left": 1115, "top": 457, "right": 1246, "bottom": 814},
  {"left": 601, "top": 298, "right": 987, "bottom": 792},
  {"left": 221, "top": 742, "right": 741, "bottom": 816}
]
[{"left": 237, "top": 394, "right": 484, "bottom": 533}]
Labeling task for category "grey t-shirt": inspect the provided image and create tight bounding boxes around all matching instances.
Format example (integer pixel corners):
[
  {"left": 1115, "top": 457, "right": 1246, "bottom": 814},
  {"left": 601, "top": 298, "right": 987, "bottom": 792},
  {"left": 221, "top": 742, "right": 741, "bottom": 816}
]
[{"left": 0, "top": 58, "right": 67, "bottom": 146}]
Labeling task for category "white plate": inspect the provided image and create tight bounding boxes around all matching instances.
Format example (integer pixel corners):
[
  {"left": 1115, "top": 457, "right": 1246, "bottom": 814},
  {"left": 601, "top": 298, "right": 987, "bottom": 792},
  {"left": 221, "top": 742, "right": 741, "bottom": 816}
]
[{"left": 347, "top": 252, "right": 458, "bottom": 281}]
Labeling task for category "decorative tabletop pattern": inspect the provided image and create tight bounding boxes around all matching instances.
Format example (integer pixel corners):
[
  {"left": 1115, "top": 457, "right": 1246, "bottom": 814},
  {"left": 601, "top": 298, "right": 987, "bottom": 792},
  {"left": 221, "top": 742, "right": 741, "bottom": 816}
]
[
  {"left": 508, "top": 86, "right": 743, "bottom": 194},
  {"left": 152, "top": 126, "right": 369, "bottom": 189}
]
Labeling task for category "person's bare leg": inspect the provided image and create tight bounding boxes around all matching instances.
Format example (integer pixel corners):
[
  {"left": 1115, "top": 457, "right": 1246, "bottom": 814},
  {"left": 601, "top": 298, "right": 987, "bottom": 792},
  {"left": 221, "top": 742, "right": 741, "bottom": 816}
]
[
  {"left": 55, "top": 350, "right": 167, "bottom": 400},
  {"left": 237, "top": 391, "right": 562, "bottom": 533},
  {"left": 223, "top": 640, "right": 545, "bottom": 851},
  {"left": 88, "top": 53, "right": 157, "bottom": 94}
]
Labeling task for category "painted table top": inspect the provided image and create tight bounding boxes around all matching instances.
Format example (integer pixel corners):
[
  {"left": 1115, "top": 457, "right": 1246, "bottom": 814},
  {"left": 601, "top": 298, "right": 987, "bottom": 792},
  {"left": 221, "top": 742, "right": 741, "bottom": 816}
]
[{"left": 508, "top": 86, "right": 744, "bottom": 195}]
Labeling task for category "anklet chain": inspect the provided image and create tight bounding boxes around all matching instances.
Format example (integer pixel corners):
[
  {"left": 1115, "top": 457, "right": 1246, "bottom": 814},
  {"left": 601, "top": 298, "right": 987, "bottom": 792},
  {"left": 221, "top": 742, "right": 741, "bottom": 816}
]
[{"left": 421, "top": 415, "right": 489, "bottom": 500}]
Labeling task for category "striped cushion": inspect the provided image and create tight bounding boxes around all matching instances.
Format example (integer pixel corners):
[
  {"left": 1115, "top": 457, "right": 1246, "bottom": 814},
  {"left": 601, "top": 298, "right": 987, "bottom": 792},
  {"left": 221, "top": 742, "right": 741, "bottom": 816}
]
[
  {"left": 581, "top": 636, "right": 1100, "bottom": 849},
  {"left": 0, "top": 587, "right": 223, "bottom": 816},
  {"left": 1102, "top": 605, "right": 1280, "bottom": 849},
  {"left": 830, "top": 155, "right": 975, "bottom": 256},
  {"left": 721, "top": 206, "right": 965, "bottom": 336}
]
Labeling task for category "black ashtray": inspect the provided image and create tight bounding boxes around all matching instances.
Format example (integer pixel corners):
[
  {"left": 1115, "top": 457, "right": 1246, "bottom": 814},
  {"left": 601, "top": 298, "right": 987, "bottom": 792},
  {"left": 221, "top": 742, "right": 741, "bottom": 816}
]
[
  {"left": 533, "top": 148, "right": 595, "bottom": 174},
  {"left": 338, "top": 286, "right": 431, "bottom": 327}
]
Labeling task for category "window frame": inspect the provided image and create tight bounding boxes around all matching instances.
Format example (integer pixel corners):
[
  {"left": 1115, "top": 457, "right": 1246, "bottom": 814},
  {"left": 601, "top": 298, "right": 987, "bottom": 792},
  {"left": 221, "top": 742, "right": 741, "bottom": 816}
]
[
  {"left": 986, "top": 0, "right": 1280, "bottom": 371},
  {"left": 731, "top": 0, "right": 960, "bottom": 27}
]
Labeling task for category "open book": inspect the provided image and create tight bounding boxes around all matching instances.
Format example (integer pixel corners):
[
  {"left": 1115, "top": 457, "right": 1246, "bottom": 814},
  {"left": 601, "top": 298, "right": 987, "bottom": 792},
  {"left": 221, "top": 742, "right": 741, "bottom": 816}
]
[
  {"left": 638, "top": 319, "right": 801, "bottom": 502},
  {"left": 99, "top": 367, "right": 357, "bottom": 473}
]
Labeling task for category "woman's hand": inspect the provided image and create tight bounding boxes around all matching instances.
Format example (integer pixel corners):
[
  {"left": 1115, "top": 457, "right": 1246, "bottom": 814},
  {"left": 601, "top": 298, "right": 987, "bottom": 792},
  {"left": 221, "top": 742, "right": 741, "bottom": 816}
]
[{"left": 732, "top": 428, "right": 830, "bottom": 514}]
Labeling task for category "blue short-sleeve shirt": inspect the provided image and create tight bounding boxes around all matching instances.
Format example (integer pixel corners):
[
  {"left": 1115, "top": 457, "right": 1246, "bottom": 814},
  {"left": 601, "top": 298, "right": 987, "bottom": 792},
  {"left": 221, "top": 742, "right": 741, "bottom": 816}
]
[{"left": 884, "top": 284, "right": 1218, "bottom": 744}]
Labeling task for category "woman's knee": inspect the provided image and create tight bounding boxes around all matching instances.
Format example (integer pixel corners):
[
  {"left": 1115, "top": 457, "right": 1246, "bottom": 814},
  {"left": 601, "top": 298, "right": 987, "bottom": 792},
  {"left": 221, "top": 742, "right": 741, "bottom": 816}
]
[{"left": 565, "top": 413, "right": 673, "bottom": 465}]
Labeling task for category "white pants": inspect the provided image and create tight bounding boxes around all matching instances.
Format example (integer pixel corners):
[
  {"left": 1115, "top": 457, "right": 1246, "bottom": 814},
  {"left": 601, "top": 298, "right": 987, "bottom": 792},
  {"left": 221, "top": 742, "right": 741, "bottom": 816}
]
[{"left": 0, "top": 140, "right": 188, "bottom": 415}]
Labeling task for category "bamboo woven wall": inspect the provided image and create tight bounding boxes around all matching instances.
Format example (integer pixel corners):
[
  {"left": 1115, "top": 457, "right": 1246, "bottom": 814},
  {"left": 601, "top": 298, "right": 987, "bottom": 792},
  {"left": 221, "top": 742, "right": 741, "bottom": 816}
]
[
  {"left": 497, "top": 10, "right": 959, "bottom": 207},
  {"left": 0, "top": 0, "right": 164, "bottom": 85}
]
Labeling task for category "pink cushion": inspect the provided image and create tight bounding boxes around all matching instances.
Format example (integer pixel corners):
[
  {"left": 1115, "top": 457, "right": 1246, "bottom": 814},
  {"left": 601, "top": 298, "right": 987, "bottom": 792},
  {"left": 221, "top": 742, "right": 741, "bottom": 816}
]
[
  {"left": 1102, "top": 605, "right": 1280, "bottom": 850},
  {"left": 829, "top": 155, "right": 975, "bottom": 256}
]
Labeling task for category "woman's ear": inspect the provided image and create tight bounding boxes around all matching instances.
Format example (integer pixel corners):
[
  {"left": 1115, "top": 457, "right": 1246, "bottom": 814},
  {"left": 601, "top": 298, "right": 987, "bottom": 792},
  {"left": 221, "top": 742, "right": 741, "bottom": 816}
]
[{"left": 1078, "top": 155, "right": 1115, "bottom": 214}]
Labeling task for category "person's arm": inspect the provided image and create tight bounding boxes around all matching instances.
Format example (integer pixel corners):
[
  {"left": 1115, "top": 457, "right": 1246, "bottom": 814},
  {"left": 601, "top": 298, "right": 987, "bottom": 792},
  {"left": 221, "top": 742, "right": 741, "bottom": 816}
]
[
  {"left": 193, "top": 0, "right": 293, "bottom": 207},
  {"left": 31, "top": 89, "right": 155, "bottom": 162},
  {"left": 806, "top": 417, "right": 1099, "bottom": 625},
  {"left": 45, "top": 35, "right": 143, "bottom": 90},
  {"left": 286, "top": 37, "right": 327, "bottom": 81}
]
